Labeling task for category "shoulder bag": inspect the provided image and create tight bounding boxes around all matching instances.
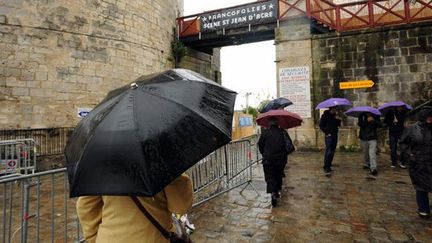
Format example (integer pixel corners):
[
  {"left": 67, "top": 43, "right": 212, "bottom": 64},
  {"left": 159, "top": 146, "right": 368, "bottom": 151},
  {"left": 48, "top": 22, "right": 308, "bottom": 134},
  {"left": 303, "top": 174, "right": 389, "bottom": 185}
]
[{"left": 131, "top": 196, "right": 193, "bottom": 243}]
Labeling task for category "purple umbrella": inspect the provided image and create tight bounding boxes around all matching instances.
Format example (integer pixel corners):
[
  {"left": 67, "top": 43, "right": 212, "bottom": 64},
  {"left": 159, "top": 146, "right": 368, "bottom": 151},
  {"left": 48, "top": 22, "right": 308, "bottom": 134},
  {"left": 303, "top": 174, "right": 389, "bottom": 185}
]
[
  {"left": 378, "top": 101, "right": 412, "bottom": 114},
  {"left": 345, "top": 106, "right": 381, "bottom": 117},
  {"left": 315, "top": 98, "right": 352, "bottom": 109}
]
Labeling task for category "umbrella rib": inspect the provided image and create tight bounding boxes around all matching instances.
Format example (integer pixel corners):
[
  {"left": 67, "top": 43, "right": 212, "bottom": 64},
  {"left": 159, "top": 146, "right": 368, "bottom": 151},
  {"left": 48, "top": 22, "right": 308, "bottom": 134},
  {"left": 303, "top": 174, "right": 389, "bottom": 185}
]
[{"left": 136, "top": 85, "right": 232, "bottom": 138}]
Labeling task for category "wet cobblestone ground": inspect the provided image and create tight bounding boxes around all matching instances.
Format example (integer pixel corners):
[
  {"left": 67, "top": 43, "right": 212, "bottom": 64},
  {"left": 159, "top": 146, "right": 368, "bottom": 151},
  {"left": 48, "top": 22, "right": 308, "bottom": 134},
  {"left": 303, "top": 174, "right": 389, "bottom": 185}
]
[{"left": 189, "top": 152, "right": 432, "bottom": 243}]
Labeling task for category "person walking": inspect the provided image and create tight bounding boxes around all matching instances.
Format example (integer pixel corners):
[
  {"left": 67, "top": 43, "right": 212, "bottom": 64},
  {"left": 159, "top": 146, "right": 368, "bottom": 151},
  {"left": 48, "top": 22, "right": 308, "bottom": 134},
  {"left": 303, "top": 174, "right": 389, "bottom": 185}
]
[
  {"left": 384, "top": 106, "right": 408, "bottom": 168},
  {"left": 400, "top": 107, "right": 432, "bottom": 219},
  {"left": 319, "top": 106, "right": 342, "bottom": 175},
  {"left": 358, "top": 112, "right": 381, "bottom": 175},
  {"left": 76, "top": 174, "right": 193, "bottom": 243},
  {"left": 258, "top": 118, "right": 288, "bottom": 207}
]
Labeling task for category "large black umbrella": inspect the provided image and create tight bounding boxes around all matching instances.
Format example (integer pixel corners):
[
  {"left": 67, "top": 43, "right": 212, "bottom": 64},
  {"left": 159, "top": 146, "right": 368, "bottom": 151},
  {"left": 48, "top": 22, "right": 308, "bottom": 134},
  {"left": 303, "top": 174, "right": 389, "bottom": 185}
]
[{"left": 65, "top": 69, "right": 236, "bottom": 197}]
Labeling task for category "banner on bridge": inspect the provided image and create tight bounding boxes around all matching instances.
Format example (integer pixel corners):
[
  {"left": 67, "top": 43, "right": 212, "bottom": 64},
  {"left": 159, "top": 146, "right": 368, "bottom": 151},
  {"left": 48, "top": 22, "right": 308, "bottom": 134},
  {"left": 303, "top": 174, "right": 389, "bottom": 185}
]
[{"left": 200, "top": 0, "right": 278, "bottom": 32}]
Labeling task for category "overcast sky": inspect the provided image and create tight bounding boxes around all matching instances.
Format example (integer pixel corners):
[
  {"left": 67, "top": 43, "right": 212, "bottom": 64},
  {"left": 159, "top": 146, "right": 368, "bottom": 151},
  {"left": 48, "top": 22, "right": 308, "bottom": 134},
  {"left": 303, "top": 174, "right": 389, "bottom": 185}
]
[{"left": 183, "top": 0, "right": 277, "bottom": 110}]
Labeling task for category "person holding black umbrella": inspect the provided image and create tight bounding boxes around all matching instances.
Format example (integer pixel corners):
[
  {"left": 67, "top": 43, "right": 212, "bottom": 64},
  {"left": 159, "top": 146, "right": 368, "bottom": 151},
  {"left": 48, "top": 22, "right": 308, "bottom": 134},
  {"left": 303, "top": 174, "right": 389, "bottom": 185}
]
[
  {"left": 400, "top": 107, "right": 432, "bottom": 219},
  {"left": 384, "top": 106, "right": 408, "bottom": 169},
  {"left": 319, "top": 106, "right": 342, "bottom": 176},
  {"left": 66, "top": 69, "right": 237, "bottom": 243}
]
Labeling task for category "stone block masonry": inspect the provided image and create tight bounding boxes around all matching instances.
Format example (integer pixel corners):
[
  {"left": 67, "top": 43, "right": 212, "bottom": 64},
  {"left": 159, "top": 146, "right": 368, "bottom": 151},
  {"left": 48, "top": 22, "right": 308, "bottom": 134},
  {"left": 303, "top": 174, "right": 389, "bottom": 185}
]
[
  {"left": 179, "top": 48, "right": 222, "bottom": 84},
  {"left": 313, "top": 23, "right": 432, "bottom": 112},
  {"left": 312, "top": 23, "right": 432, "bottom": 149},
  {"left": 0, "top": 0, "right": 185, "bottom": 128},
  {"left": 276, "top": 18, "right": 431, "bottom": 150}
]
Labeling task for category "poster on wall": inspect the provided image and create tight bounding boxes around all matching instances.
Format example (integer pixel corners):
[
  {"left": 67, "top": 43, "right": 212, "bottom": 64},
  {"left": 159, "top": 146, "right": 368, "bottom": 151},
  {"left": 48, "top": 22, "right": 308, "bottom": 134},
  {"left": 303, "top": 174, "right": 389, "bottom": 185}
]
[
  {"left": 200, "top": 0, "right": 278, "bottom": 32},
  {"left": 279, "top": 66, "right": 312, "bottom": 119}
]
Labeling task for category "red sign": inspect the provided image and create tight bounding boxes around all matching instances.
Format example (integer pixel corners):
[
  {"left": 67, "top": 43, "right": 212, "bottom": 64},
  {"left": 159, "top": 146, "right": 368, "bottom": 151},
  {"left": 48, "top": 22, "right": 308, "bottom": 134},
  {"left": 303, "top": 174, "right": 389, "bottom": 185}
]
[{"left": 7, "top": 160, "right": 17, "bottom": 168}]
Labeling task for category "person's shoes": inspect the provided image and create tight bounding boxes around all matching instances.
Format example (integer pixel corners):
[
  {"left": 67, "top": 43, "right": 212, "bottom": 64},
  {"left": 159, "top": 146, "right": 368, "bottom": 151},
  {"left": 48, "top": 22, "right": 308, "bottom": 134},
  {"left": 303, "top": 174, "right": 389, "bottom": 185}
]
[
  {"left": 418, "top": 212, "right": 430, "bottom": 219},
  {"left": 371, "top": 169, "right": 378, "bottom": 175},
  {"left": 400, "top": 164, "right": 407, "bottom": 169},
  {"left": 363, "top": 165, "right": 370, "bottom": 170},
  {"left": 276, "top": 191, "right": 281, "bottom": 198},
  {"left": 390, "top": 164, "right": 396, "bottom": 169},
  {"left": 271, "top": 194, "right": 278, "bottom": 207},
  {"left": 324, "top": 169, "right": 332, "bottom": 176}
]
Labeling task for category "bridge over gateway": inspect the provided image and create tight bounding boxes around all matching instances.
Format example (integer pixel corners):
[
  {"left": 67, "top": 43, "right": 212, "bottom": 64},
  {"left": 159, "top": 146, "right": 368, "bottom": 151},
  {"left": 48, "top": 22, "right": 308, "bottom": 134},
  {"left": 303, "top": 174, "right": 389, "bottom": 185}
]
[
  {"left": 177, "top": 0, "right": 432, "bottom": 53},
  {"left": 177, "top": 0, "right": 432, "bottom": 150}
]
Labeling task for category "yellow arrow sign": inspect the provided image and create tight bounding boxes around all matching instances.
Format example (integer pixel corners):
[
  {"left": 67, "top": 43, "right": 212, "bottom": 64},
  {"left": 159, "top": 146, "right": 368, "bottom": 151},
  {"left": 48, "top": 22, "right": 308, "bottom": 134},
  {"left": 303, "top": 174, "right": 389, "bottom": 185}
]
[{"left": 339, "top": 80, "right": 375, "bottom": 89}]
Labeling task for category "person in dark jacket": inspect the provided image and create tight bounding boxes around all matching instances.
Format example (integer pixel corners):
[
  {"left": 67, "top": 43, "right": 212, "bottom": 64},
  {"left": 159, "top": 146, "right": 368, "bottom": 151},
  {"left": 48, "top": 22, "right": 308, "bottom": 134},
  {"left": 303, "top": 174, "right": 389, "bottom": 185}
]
[
  {"left": 400, "top": 107, "right": 432, "bottom": 219},
  {"left": 358, "top": 112, "right": 381, "bottom": 175},
  {"left": 258, "top": 118, "right": 288, "bottom": 207},
  {"left": 319, "top": 107, "right": 341, "bottom": 175},
  {"left": 384, "top": 107, "right": 407, "bottom": 168}
]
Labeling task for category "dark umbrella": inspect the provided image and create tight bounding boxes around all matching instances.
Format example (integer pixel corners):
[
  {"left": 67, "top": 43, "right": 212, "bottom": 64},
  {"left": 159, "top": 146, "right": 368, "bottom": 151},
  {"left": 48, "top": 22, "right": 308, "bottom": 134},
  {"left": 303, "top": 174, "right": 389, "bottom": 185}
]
[
  {"left": 315, "top": 98, "right": 352, "bottom": 109},
  {"left": 345, "top": 106, "right": 381, "bottom": 117},
  {"left": 378, "top": 101, "right": 412, "bottom": 114},
  {"left": 256, "top": 110, "right": 303, "bottom": 129},
  {"left": 259, "top": 97, "right": 293, "bottom": 113},
  {"left": 65, "top": 69, "right": 237, "bottom": 197}
]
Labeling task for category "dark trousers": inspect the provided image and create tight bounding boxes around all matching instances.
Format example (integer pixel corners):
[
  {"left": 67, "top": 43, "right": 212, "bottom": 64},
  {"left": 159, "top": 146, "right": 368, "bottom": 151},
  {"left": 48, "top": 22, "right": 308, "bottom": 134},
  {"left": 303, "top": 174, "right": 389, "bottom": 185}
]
[
  {"left": 416, "top": 190, "right": 430, "bottom": 214},
  {"left": 263, "top": 163, "right": 285, "bottom": 193},
  {"left": 323, "top": 134, "right": 338, "bottom": 170},
  {"left": 389, "top": 135, "right": 399, "bottom": 165}
]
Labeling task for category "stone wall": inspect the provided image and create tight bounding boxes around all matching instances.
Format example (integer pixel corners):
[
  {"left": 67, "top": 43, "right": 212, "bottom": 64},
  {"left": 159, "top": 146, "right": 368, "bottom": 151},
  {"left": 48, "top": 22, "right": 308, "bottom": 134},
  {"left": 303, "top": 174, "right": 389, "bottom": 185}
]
[
  {"left": 0, "top": 0, "right": 184, "bottom": 128},
  {"left": 178, "top": 47, "right": 222, "bottom": 84},
  {"left": 313, "top": 22, "right": 432, "bottom": 121},
  {"left": 311, "top": 22, "right": 432, "bottom": 149},
  {"left": 275, "top": 20, "right": 432, "bottom": 150}
]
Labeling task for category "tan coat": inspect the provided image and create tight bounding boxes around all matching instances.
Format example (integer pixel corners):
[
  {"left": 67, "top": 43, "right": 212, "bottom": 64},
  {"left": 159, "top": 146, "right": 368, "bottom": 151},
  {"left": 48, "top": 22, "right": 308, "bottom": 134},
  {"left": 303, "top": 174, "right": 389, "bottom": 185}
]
[{"left": 76, "top": 174, "right": 193, "bottom": 243}]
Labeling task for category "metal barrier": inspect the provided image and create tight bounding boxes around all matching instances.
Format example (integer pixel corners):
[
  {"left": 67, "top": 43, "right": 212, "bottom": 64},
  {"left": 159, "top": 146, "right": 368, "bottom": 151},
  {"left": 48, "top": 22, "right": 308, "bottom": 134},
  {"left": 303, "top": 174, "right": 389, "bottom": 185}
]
[
  {"left": 187, "top": 135, "right": 261, "bottom": 207},
  {"left": 0, "top": 135, "right": 261, "bottom": 242},
  {"left": 0, "top": 139, "right": 37, "bottom": 176},
  {"left": 248, "top": 134, "right": 262, "bottom": 165},
  {"left": 0, "top": 128, "right": 74, "bottom": 156},
  {"left": 0, "top": 168, "right": 83, "bottom": 243}
]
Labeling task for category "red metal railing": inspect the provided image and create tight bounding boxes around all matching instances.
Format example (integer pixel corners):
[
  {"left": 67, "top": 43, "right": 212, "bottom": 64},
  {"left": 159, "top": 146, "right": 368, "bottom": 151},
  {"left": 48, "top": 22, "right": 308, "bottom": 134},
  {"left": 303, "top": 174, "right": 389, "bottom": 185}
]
[
  {"left": 177, "top": 0, "right": 432, "bottom": 37},
  {"left": 278, "top": 0, "right": 432, "bottom": 31}
]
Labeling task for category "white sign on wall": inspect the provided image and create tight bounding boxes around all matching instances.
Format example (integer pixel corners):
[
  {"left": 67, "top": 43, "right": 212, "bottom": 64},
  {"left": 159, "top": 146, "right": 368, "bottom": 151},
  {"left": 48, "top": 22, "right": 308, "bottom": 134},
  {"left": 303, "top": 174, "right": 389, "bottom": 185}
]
[
  {"left": 77, "top": 108, "right": 92, "bottom": 118},
  {"left": 279, "top": 66, "right": 312, "bottom": 118}
]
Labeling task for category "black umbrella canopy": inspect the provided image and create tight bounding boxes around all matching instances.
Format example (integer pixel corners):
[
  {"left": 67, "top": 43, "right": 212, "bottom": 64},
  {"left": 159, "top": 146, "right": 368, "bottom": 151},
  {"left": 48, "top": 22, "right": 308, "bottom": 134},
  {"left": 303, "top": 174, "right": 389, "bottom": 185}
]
[{"left": 66, "top": 69, "right": 237, "bottom": 197}]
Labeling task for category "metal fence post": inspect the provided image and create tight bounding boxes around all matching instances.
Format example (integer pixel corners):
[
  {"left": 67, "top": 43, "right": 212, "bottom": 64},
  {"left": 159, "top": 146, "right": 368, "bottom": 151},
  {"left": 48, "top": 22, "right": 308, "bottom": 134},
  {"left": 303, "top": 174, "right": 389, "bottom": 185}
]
[
  {"left": 239, "top": 140, "right": 259, "bottom": 195},
  {"left": 224, "top": 145, "right": 229, "bottom": 181},
  {"left": 21, "top": 180, "right": 30, "bottom": 243},
  {"left": 3, "top": 183, "right": 7, "bottom": 243}
]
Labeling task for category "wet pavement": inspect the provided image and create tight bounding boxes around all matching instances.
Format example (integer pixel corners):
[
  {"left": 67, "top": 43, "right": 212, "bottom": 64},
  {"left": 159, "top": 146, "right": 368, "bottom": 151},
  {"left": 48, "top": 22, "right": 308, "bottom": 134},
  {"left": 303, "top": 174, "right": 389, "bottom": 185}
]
[{"left": 189, "top": 152, "right": 432, "bottom": 243}]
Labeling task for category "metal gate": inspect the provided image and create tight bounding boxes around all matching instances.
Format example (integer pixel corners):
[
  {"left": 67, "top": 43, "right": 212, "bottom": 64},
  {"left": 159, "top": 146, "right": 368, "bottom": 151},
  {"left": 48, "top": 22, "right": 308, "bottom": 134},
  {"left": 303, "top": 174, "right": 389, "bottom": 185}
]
[
  {"left": 0, "top": 139, "right": 37, "bottom": 176},
  {"left": 187, "top": 135, "right": 260, "bottom": 207}
]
